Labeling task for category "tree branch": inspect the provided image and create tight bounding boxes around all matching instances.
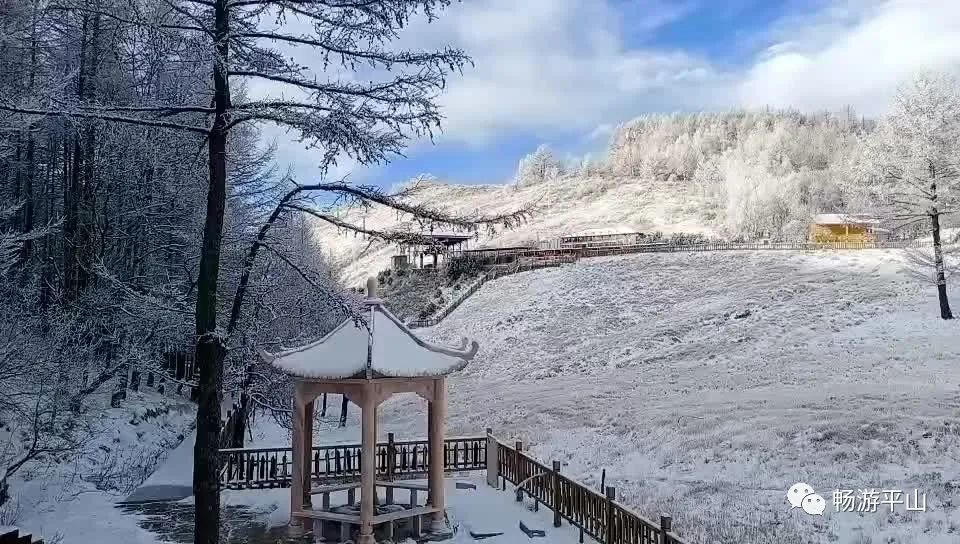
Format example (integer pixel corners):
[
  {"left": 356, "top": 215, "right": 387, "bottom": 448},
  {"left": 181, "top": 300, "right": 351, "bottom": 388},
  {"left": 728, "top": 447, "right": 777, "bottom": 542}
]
[{"left": 0, "top": 104, "right": 210, "bottom": 134}]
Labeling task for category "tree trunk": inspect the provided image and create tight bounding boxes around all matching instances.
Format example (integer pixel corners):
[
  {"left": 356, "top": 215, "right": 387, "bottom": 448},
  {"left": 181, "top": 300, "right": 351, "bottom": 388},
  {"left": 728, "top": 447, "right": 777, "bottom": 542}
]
[
  {"left": 20, "top": 133, "right": 35, "bottom": 266},
  {"left": 19, "top": 7, "right": 38, "bottom": 268},
  {"left": 64, "top": 15, "right": 89, "bottom": 301},
  {"left": 193, "top": 2, "right": 231, "bottom": 543},
  {"left": 931, "top": 211, "right": 953, "bottom": 319},
  {"left": 75, "top": 13, "right": 102, "bottom": 295}
]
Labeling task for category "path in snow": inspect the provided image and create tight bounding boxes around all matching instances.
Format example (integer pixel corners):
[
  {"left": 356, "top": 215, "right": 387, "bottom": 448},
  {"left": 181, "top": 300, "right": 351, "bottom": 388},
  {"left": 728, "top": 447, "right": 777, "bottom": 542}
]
[
  {"left": 124, "top": 397, "right": 235, "bottom": 504},
  {"left": 16, "top": 390, "right": 195, "bottom": 544}
]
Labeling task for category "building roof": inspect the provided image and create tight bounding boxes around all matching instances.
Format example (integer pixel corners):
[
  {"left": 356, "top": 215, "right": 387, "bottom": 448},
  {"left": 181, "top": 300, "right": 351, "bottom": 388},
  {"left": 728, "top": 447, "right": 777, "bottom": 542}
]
[
  {"left": 260, "top": 279, "right": 478, "bottom": 380},
  {"left": 812, "top": 213, "right": 882, "bottom": 225},
  {"left": 404, "top": 232, "right": 473, "bottom": 247},
  {"left": 460, "top": 245, "right": 535, "bottom": 253}
]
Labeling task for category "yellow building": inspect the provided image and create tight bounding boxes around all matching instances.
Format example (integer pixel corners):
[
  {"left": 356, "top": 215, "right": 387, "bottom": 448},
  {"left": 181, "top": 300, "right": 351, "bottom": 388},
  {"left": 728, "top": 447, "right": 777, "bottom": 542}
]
[{"left": 809, "top": 214, "right": 883, "bottom": 243}]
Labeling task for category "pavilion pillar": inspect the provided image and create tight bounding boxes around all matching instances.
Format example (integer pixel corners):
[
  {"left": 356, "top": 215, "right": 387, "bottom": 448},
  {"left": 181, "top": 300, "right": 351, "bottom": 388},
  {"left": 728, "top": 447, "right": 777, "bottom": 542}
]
[
  {"left": 302, "top": 397, "right": 314, "bottom": 508},
  {"left": 426, "top": 400, "right": 434, "bottom": 505},
  {"left": 428, "top": 377, "right": 448, "bottom": 533},
  {"left": 358, "top": 386, "right": 377, "bottom": 544},
  {"left": 290, "top": 383, "right": 306, "bottom": 526}
]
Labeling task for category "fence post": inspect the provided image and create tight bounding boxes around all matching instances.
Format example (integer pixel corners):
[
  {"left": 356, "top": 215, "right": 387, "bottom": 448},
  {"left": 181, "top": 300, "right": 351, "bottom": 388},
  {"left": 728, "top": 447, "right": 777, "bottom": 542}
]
[
  {"left": 660, "top": 514, "right": 672, "bottom": 544},
  {"left": 513, "top": 440, "right": 524, "bottom": 501},
  {"left": 485, "top": 428, "right": 498, "bottom": 488},
  {"left": 605, "top": 486, "right": 616, "bottom": 544},
  {"left": 552, "top": 460, "right": 562, "bottom": 527},
  {"left": 387, "top": 432, "right": 396, "bottom": 481},
  {"left": 385, "top": 432, "right": 396, "bottom": 505}
]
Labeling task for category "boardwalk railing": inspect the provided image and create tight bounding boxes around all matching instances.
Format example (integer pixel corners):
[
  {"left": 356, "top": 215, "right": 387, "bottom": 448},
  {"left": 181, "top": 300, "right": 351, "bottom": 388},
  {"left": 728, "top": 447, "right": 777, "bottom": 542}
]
[
  {"left": 408, "top": 251, "right": 581, "bottom": 328},
  {"left": 488, "top": 431, "right": 688, "bottom": 544},
  {"left": 219, "top": 400, "right": 246, "bottom": 449},
  {"left": 408, "top": 238, "right": 940, "bottom": 329},
  {"left": 219, "top": 434, "right": 486, "bottom": 489},
  {"left": 221, "top": 430, "right": 692, "bottom": 542},
  {"left": 575, "top": 239, "right": 935, "bottom": 258},
  {"left": 408, "top": 273, "right": 492, "bottom": 328}
]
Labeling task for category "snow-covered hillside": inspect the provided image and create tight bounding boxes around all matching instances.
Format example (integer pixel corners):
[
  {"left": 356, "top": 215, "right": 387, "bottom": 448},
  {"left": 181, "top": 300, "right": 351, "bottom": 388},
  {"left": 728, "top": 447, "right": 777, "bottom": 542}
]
[
  {"left": 315, "top": 111, "right": 872, "bottom": 288},
  {"left": 359, "top": 250, "right": 960, "bottom": 543},
  {"left": 314, "top": 176, "right": 720, "bottom": 288}
]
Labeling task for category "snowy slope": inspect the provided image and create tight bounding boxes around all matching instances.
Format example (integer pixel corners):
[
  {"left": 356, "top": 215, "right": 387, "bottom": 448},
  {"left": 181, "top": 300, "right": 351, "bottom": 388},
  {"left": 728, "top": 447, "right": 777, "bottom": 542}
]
[
  {"left": 353, "top": 250, "right": 960, "bottom": 544},
  {"left": 15, "top": 389, "right": 195, "bottom": 543},
  {"left": 312, "top": 177, "right": 719, "bottom": 288}
]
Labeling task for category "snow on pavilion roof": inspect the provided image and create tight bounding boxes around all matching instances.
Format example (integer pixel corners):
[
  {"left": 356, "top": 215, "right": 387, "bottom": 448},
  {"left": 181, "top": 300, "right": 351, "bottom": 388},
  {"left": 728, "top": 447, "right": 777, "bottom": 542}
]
[{"left": 260, "top": 284, "right": 479, "bottom": 380}]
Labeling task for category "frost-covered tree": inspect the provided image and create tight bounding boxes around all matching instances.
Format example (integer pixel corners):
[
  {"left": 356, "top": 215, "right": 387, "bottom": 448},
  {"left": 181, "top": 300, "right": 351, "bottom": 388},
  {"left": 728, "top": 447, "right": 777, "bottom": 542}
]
[
  {"left": 515, "top": 144, "right": 563, "bottom": 186},
  {"left": 859, "top": 72, "right": 960, "bottom": 319},
  {"left": 0, "top": 1, "right": 529, "bottom": 541},
  {"left": 607, "top": 110, "right": 867, "bottom": 238}
]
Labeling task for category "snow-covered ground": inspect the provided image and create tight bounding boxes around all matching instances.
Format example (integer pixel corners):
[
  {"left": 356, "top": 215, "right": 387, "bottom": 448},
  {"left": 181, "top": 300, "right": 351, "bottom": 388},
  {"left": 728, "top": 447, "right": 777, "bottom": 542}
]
[
  {"left": 213, "top": 476, "right": 597, "bottom": 544},
  {"left": 14, "top": 388, "right": 195, "bottom": 543},
  {"left": 35, "top": 249, "right": 960, "bottom": 544},
  {"left": 339, "top": 249, "right": 960, "bottom": 544}
]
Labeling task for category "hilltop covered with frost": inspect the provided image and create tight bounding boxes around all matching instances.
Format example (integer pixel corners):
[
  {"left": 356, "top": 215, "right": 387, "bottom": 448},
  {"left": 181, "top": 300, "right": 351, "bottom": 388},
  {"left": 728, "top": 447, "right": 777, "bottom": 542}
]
[{"left": 314, "top": 111, "right": 877, "bottom": 287}]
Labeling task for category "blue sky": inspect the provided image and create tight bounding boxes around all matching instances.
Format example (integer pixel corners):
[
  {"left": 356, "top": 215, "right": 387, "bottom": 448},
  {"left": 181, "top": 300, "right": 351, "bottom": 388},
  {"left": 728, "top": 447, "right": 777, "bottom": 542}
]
[{"left": 259, "top": 0, "right": 960, "bottom": 188}]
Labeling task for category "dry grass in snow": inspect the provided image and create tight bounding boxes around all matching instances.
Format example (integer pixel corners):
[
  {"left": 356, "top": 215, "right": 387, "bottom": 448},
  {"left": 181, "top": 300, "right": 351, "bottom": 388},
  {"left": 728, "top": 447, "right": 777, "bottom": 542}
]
[{"left": 349, "top": 250, "right": 960, "bottom": 544}]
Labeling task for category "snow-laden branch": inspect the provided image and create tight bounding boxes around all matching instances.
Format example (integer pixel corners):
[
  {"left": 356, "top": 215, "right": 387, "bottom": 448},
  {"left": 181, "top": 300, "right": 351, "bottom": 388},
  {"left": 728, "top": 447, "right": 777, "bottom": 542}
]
[{"left": 0, "top": 103, "right": 211, "bottom": 134}]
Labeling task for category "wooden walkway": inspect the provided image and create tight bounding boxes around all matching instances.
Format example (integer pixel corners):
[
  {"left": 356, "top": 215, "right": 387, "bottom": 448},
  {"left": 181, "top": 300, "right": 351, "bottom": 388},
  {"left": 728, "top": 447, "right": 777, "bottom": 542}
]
[{"left": 408, "top": 238, "right": 933, "bottom": 328}]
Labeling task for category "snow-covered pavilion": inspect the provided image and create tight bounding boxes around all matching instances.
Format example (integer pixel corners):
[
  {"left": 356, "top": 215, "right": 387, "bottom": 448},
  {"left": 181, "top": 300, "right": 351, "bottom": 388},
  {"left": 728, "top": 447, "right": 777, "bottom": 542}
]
[{"left": 260, "top": 277, "right": 479, "bottom": 544}]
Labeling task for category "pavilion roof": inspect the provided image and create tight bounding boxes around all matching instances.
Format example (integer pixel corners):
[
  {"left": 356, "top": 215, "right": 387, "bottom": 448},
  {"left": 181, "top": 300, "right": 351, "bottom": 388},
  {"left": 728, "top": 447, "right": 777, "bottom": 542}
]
[{"left": 260, "top": 279, "right": 478, "bottom": 380}]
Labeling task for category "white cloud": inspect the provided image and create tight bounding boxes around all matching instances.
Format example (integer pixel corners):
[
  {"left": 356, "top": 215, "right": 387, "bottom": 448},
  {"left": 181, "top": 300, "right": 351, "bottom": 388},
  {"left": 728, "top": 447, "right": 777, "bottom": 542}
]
[
  {"left": 249, "top": 0, "right": 726, "bottom": 175},
  {"left": 586, "top": 123, "right": 615, "bottom": 142},
  {"left": 399, "top": 0, "right": 729, "bottom": 146},
  {"left": 239, "top": 0, "right": 960, "bottom": 181},
  {"left": 738, "top": 0, "right": 960, "bottom": 116}
]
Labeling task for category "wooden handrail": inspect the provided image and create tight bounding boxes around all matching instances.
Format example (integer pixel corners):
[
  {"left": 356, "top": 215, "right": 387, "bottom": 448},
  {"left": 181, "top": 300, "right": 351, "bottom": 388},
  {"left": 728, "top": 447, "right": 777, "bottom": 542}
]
[
  {"left": 492, "top": 437, "right": 691, "bottom": 544},
  {"left": 219, "top": 435, "right": 487, "bottom": 489},
  {"left": 409, "top": 237, "right": 938, "bottom": 329}
]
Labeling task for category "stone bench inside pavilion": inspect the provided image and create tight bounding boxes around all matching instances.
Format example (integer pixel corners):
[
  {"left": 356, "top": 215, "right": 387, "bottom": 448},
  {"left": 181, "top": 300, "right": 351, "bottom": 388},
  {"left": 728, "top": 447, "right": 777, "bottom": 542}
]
[{"left": 260, "top": 277, "right": 479, "bottom": 543}]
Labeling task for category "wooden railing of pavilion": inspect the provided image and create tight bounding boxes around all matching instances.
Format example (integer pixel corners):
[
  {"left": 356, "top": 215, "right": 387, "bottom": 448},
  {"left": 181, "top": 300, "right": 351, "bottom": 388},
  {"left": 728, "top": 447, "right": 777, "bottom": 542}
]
[
  {"left": 219, "top": 434, "right": 486, "bottom": 489},
  {"left": 220, "top": 431, "right": 691, "bottom": 543}
]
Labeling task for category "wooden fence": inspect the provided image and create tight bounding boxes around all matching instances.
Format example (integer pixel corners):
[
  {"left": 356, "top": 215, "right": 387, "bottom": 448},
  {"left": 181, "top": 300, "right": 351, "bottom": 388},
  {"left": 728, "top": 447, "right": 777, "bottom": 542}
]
[
  {"left": 574, "top": 239, "right": 934, "bottom": 258},
  {"left": 489, "top": 432, "right": 687, "bottom": 544},
  {"left": 161, "top": 348, "right": 199, "bottom": 385},
  {"left": 408, "top": 273, "right": 492, "bottom": 328},
  {"left": 218, "top": 434, "right": 486, "bottom": 489},
  {"left": 219, "top": 400, "right": 245, "bottom": 450},
  {"left": 408, "top": 252, "right": 580, "bottom": 328},
  {"left": 219, "top": 430, "right": 690, "bottom": 542},
  {"left": 409, "top": 237, "right": 938, "bottom": 330}
]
